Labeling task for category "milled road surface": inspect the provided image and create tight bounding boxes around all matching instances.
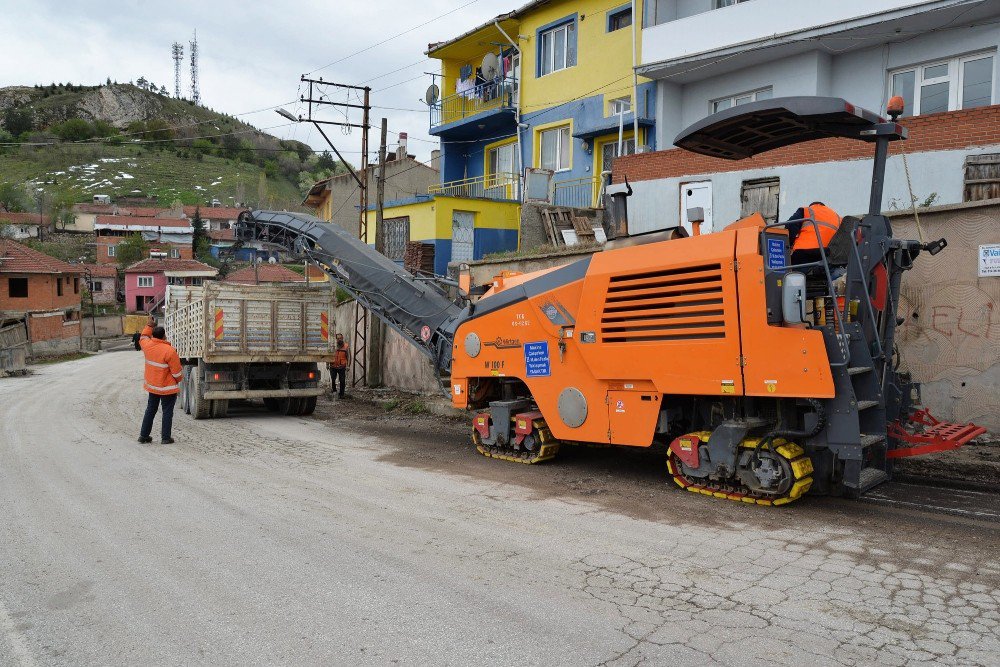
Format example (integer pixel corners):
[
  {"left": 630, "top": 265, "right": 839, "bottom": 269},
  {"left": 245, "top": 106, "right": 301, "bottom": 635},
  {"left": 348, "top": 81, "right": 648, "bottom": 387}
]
[{"left": 1, "top": 352, "right": 998, "bottom": 666}]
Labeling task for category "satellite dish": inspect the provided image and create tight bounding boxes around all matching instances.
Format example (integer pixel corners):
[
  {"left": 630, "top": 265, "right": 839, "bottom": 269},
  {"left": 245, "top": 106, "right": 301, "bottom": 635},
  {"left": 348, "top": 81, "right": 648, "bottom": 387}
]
[
  {"left": 424, "top": 84, "right": 440, "bottom": 106},
  {"left": 481, "top": 52, "right": 500, "bottom": 80}
]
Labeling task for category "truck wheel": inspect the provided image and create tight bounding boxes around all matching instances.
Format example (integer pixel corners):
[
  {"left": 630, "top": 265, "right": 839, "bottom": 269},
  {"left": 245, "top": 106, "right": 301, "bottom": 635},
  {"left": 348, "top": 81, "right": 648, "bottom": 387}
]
[
  {"left": 299, "top": 396, "right": 317, "bottom": 416},
  {"left": 263, "top": 397, "right": 280, "bottom": 412},
  {"left": 190, "top": 368, "right": 211, "bottom": 420},
  {"left": 282, "top": 397, "right": 302, "bottom": 415},
  {"left": 211, "top": 399, "right": 229, "bottom": 418}
]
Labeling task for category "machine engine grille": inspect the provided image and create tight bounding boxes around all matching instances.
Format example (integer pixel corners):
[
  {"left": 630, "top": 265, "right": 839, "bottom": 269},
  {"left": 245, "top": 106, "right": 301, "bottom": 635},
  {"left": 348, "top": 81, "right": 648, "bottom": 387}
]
[{"left": 600, "top": 263, "right": 727, "bottom": 343}]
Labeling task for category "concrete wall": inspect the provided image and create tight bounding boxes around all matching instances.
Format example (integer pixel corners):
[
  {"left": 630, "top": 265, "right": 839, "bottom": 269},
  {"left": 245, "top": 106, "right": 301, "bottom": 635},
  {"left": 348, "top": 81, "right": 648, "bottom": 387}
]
[
  {"left": 319, "top": 159, "right": 440, "bottom": 237},
  {"left": 625, "top": 145, "right": 1000, "bottom": 234},
  {"left": 890, "top": 201, "right": 1000, "bottom": 431},
  {"left": 642, "top": 0, "right": 950, "bottom": 65},
  {"left": 327, "top": 299, "right": 440, "bottom": 394},
  {"left": 654, "top": 22, "right": 1000, "bottom": 147},
  {"left": 82, "top": 315, "right": 124, "bottom": 338}
]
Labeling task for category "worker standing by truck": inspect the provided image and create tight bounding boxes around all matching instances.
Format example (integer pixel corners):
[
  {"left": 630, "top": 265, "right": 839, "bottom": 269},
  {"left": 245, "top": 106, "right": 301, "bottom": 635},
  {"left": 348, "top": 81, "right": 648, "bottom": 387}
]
[
  {"left": 329, "top": 333, "right": 349, "bottom": 399},
  {"left": 137, "top": 316, "right": 183, "bottom": 444}
]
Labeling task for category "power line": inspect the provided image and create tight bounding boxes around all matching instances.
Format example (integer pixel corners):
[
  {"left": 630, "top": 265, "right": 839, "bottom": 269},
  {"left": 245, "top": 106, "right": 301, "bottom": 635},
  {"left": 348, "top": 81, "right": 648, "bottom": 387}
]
[{"left": 305, "top": 0, "right": 484, "bottom": 75}]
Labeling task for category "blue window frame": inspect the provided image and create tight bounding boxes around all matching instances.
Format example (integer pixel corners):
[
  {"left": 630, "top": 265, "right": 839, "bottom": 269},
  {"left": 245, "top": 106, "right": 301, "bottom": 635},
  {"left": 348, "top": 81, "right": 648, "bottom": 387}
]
[
  {"left": 607, "top": 4, "right": 632, "bottom": 32},
  {"left": 536, "top": 15, "right": 577, "bottom": 77}
]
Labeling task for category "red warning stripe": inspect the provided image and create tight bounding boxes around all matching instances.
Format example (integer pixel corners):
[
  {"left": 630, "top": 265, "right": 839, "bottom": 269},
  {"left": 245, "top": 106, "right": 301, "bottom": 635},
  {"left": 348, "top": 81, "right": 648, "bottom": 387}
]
[{"left": 214, "top": 307, "right": 224, "bottom": 340}]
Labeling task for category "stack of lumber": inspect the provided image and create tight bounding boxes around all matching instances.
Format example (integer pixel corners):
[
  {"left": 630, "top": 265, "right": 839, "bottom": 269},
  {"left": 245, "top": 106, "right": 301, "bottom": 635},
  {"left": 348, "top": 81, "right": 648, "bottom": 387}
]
[
  {"left": 403, "top": 242, "right": 435, "bottom": 274},
  {"left": 541, "top": 208, "right": 603, "bottom": 247}
]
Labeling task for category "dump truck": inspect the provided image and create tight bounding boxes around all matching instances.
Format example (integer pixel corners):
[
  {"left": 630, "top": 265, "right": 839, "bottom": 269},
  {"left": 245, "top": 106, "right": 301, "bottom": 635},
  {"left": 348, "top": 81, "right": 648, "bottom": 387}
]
[
  {"left": 164, "top": 281, "right": 336, "bottom": 418},
  {"left": 235, "top": 96, "right": 984, "bottom": 504}
]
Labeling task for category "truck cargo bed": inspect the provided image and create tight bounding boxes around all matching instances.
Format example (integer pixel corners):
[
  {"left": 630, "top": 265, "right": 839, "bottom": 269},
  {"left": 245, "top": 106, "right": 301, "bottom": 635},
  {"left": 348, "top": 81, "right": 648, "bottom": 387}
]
[{"left": 165, "top": 282, "right": 337, "bottom": 363}]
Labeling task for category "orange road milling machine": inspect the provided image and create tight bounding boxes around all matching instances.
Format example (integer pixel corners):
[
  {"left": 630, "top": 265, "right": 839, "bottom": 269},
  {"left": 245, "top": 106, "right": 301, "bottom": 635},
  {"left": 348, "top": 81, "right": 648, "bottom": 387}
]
[{"left": 237, "top": 96, "right": 985, "bottom": 506}]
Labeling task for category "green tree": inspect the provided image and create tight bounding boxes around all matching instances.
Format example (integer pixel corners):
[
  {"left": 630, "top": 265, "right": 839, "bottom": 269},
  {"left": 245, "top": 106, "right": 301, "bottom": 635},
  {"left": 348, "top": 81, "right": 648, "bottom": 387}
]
[
  {"left": 116, "top": 233, "right": 150, "bottom": 269},
  {"left": 91, "top": 120, "right": 117, "bottom": 138},
  {"left": 49, "top": 192, "right": 77, "bottom": 230},
  {"left": 3, "top": 107, "right": 33, "bottom": 136},
  {"left": 316, "top": 150, "right": 336, "bottom": 171},
  {"left": 53, "top": 118, "right": 94, "bottom": 141},
  {"left": 143, "top": 119, "right": 174, "bottom": 143},
  {"left": 0, "top": 182, "right": 27, "bottom": 212},
  {"left": 190, "top": 206, "right": 210, "bottom": 261}
]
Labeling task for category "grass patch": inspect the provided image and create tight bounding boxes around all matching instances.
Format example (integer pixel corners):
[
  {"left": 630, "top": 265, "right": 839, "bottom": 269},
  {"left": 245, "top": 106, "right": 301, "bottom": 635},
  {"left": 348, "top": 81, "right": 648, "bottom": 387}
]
[
  {"left": 30, "top": 351, "right": 91, "bottom": 365},
  {"left": 0, "top": 143, "right": 303, "bottom": 208},
  {"left": 481, "top": 241, "right": 601, "bottom": 262}
]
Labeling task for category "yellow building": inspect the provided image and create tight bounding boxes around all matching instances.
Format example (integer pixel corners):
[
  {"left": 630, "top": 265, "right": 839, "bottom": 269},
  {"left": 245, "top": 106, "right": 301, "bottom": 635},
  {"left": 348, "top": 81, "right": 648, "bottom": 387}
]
[
  {"left": 427, "top": 0, "right": 653, "bottom": 208},
  {"left": 323, "top": 1, "right": 652, "bottom": 275}
]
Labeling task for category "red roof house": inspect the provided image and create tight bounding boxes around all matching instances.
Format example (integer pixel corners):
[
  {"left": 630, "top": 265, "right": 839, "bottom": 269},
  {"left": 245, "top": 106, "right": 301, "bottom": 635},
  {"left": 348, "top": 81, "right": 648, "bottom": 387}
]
[{"left": 0, "top": 240, "right": 83, "bottom": 355}]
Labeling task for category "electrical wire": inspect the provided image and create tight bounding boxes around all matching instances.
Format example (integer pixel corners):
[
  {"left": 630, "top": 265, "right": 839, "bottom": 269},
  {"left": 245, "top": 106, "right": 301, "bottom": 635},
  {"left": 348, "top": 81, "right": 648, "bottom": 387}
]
[{"left": 304, "top": 0, "right": 485, "bottom": 76}]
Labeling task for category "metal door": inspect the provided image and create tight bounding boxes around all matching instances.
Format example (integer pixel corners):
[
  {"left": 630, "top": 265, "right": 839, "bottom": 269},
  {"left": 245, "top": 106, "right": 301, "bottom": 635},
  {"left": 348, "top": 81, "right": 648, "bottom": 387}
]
[
  {"left": 680, "top": 181, "right": 713, "bottom": 234},
  {"left": 451, "top": 210, "right": 475, "bottom": 263},
  {"left": 741, "top": 177, "right": 780, "bottom": 223}
]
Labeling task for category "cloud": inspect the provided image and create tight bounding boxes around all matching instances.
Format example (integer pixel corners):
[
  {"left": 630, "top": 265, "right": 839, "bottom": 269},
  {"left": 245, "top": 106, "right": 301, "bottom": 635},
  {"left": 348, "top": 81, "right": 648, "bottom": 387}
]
[{"left": 0, "top": 0, "right": 504, "bottom": 163}]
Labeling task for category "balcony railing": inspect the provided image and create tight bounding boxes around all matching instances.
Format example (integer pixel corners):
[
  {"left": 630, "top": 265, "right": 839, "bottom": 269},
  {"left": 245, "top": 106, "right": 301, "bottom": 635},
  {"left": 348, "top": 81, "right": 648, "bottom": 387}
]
[
  {"left": 553, "top": 176, "right": 605, "bottom": 209},
  {"left": 429, "top": 173, "right": 519, "bottom": 201},
  {"left": 430, "top": 79, "right": 516, "bottom": 129}
]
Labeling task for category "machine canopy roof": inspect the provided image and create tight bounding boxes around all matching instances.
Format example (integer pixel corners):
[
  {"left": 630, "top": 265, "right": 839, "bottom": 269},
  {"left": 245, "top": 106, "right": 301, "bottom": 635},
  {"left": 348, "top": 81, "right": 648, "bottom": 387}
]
[{"left": 673, "top": 96, "right": 906, "bottom": 160}]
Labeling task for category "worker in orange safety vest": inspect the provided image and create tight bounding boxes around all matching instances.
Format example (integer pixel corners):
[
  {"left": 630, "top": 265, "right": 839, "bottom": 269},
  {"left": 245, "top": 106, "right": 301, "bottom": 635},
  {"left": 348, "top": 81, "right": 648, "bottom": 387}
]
[
  {"left": 790, "top": 202, "right": 842, "bottom": 264},
  {"left": 137, "top": 315, "right": 183, "bottom": 444},
  {"left": 328, "top": 332, "right": 350, "bottom": 399}
]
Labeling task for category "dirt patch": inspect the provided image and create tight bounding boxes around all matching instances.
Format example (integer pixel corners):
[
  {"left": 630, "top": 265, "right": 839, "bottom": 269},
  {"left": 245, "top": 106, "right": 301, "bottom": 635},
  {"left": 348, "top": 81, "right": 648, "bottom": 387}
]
[{"left": 894, "top": 438, "right": 1000, "bottom": 487}]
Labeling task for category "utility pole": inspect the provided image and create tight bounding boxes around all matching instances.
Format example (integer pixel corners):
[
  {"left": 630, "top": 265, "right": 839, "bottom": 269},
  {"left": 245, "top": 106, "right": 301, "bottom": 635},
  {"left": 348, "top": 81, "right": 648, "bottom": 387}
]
[
  {"left": 296, "top": 76, "right": 371, "bottom": 387},
  {"left": 368, "top": 118, "right": 388, "bottom": 387}
]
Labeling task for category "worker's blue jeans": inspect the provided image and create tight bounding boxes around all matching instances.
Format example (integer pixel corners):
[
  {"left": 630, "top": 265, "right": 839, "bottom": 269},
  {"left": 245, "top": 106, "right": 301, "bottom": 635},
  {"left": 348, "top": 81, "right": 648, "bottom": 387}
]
[{"left": 140, "top": 392, "right": 177, "bottom": 441}]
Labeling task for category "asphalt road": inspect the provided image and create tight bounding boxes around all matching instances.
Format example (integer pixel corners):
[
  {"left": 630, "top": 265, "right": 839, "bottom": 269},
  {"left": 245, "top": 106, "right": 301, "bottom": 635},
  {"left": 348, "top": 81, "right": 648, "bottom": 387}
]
[{"left": 1, "top": 352, "right": 998, "bottom": 666}]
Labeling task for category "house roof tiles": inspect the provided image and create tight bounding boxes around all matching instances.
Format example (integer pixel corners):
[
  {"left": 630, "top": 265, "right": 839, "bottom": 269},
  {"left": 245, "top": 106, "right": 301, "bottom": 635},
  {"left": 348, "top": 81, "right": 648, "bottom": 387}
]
[{"left": 0, "top": 239, "right": 83, "bottom": 274}]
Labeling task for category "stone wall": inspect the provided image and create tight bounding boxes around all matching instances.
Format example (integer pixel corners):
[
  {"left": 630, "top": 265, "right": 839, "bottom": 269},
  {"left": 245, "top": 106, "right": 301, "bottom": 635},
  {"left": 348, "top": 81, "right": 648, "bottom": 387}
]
[{"left": 890, "top": 201, "right": 1000, "bottom": 432}]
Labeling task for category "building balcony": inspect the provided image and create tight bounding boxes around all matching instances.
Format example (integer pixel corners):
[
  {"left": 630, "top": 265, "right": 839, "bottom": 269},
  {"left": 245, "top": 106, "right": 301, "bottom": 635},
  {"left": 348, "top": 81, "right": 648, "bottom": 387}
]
[
  {"left": 641, "top": 0, "right": 986, "bottom": 76},
  {"left": 429, "top": 79, "right": 517, "bottom": 139},
  {"left": 553, "top": 175, "right": 605, "bottom": 210},
  {"left": 429, "top": 173, "right": 520, "bottom": 202}
]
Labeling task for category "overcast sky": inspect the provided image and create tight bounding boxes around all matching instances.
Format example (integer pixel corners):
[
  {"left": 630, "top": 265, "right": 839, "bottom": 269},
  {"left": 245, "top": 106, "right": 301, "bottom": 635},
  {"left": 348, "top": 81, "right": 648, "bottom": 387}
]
[{"left": 0, "top": 0, "right": 504, "bottom": 164}]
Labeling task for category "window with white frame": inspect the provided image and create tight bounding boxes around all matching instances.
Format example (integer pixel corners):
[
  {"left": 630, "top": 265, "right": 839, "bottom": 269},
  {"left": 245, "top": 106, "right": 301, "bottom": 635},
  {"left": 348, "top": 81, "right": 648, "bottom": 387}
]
[
  {"left": 539, "top": 21, "right": 576, "bottom": 76},
  {"left": 539, "top": 125, "right": 571, "bottom": 171},
  {"left": 169, "top": 247, "right": 180, "bottom": 258},
  {"left": 715, "top": 0, "right": 751, "bottom": 7},
  {"left": 107, "top": 244, "right": 116, "bottom": 257},
  {"left": 608, "top": 96, "right": 632, "bottom": 116},
  {"left": 137, "top": 275, "right": 154, "bottom": 288},
  {"left": 890, "top": 52, "right": 995, "bottom": 117},
  {"left": 711, "top": 87, "right": 772, "bottom": 114}
]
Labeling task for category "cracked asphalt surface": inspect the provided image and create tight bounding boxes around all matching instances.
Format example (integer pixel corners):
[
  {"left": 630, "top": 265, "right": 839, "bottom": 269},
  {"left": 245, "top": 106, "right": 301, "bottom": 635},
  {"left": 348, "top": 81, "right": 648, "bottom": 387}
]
[{"left": 1, "top": 352, "right": 998, "bottom": 666}]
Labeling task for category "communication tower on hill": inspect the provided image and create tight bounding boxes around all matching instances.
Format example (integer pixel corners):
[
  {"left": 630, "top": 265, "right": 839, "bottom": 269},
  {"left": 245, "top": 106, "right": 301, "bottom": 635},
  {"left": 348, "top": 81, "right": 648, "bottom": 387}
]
[
  {"left": 171, "top": 42, "right": 184, "bottom": 99},
  {"left": 189, "top": 29, "right": 201, "bottom": 106}
]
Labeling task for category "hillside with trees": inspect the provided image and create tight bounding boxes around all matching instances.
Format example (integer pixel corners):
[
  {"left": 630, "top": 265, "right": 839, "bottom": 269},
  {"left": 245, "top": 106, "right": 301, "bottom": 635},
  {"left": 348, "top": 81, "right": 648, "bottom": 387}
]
[{"left": 0, "top": 82, "right": 348, "bottom": 210}]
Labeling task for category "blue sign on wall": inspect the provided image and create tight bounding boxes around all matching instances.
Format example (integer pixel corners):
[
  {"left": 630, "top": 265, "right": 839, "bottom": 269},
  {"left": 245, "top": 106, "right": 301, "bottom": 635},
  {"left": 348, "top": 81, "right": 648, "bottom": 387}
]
[
  {"left": 766, "top": 238, "right": 786, "bottom": 270},
  {"left": 524, "top": 341, "right": 551, "bottom": 378}
]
